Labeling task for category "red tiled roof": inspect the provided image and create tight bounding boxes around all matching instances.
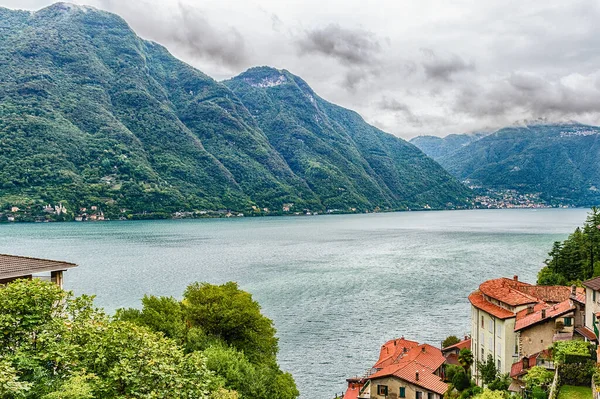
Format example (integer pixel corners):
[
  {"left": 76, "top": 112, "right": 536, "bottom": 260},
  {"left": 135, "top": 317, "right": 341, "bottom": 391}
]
[
  {"left": 510, "top": 350, "right": 551, "bottom": 378},
  {"left": 0, "top": 254, "right": 77, "bottom": 280},
  {"left": 514, "top": 299, "right": 574, "bottom": 331},
  {"left": 442, "top": 338, "right": 471, "bottom": 352},
  {"left": 369, "top": 344, "right": 446, "bottom": 393},
  {"left": 469, "top": 291, "right": 515, "bottom": 319},
  {"left": 575, "top": 326, "right": 598, "bottom": 341},
  {"left": 518, "top": 286, "right": 584, "bottom": 303},
  {"left": 370, "top": 361, "right": 448, "bottom": 395},
  {"left": 479, "top": 278, "right": 538, "bottom": 306},
  {"left": 344, "top": 381, "right": 363, "bottom": 399},
  {"left": 584, "top": 277, "right": 600, "bottom": 290},
  {"left": 374, "top": 338, "right": 420, "bottom": 368},
  {"left": 573, "top": 292, "right": 586, "bottom": 304}
]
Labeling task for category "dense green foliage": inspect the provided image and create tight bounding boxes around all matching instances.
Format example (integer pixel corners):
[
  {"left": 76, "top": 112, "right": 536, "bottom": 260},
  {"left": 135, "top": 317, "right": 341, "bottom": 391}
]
[
  {"left": 537, "top": 208, "right": 600, "bottom": 285},
  {"left": 0, "top": 279, "right": 228, "bottom": 398},
  {"left": 523, "top": 366, "right": 554, "bottom": 390},
  {"left": 411, "top": 123, "right": 600, "bottom": 206},
  {"left": 224, "top": 67, "right": 471, "bottom": 211},
  {"left": 116, "top": 281, "right": 298, "bottom": 399},
  {"left": 0, "top": 4, "right": 469, "bottom": 221},
  {"left": 0, "top": 278, "right": 297, "bottom": 399},
  {"left": 458, "top": 348, "right": 474, "bottom": 375}
]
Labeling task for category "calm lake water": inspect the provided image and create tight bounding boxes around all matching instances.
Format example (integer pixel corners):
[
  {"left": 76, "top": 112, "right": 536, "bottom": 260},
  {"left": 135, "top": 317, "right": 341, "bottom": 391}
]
[{"left": 0, "top": 209, "right": 590, "bottom": 398}]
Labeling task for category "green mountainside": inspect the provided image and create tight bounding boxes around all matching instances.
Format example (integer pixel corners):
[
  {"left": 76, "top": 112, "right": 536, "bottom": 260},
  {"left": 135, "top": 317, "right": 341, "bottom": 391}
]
[
  {"left": 410, "top": 132, "right": 489, "bottom": 159},
  {"left": 411, "top": 123, "right": 600, "bottom": 206},
  {"left": 0, "top": 3, "right": 469, "bottom": 221}
]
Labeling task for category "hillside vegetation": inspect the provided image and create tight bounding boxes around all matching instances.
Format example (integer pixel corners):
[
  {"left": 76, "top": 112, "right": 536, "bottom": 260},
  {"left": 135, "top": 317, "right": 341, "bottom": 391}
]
[{"left": 0, "top": 3, "right": 469, "bottom": 221}]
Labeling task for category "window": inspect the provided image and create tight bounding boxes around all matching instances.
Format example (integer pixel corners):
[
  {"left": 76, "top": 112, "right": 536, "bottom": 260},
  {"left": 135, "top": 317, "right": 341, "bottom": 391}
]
[
  {"left": 594, "top": 290, "right": 597, "bottom": 302},
  {"left": 481, "top": 347, "right": 484, "bottom": 358},
  {"left": 399, "top": 387, "right": 406, "bottom": 398},
  {"left": 428, "top": 393, "right": 434, "bottom": 399},
  {"left": 488, "top": 319, "right": 494, "bottom": 332},
  {"left": 514, "top": 334, "right": 519, "bottom": 355},
  {"left": 496, "top": 342, "right": 502, "bottom": 355},
  {"left": 564, "top": 317, "right": 573, "bottom": 327},
  {"left": 480, "top": 332, "right": 484, "bottom": 347},
  {"left": 496, "top": 324, "right": 502, "bottom": 338},
  {"left": 481, "top": 315, "right": 484, "bottom": 328},
  {"left": 497, "top": 359, "right": 501, "bottom": 371},
  {"left": 377, "top": 385, "right": 388, "bottom": 396},
  {"left": 416, "top": 392, "right": 423, "bottom": 399},
  {"left": 488, "top": 337, "right": 493, "bottom": 349}
]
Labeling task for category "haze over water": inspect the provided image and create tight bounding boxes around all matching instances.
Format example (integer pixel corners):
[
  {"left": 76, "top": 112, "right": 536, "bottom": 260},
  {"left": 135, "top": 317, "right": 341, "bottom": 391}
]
[{"left": 0, "top": 209, "right": 589, "bottom": 398}]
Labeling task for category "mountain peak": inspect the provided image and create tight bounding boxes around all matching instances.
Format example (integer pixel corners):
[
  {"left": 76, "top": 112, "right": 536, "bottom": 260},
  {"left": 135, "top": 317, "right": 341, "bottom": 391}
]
[
  {"left": 38, "top": 2, "right": 98, "bottom": 14},
  {"left": 231, "top": 66, "right": 290, "bottom": 88}
]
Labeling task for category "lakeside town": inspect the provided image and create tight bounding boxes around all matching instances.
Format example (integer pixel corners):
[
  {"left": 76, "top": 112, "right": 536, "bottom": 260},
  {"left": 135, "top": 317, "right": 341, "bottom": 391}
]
[{"left": 339, "top": 275, "right": 599, "bottom": 399}]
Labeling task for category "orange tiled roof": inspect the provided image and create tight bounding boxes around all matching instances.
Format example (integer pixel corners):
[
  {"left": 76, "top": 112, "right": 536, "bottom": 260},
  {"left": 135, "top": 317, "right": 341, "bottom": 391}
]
[
  {"left": 469, "top": 291, "right": 515, "bottom": 319},
  {"left": 444, "top": 353, "right": 459, "bottom": 365},
  {"left": 510, "top": 350, "right": 551, "bottom": 378},
  {"left": 519, "top": 286, "right": 584, "bottom": 303},
  {"left": 514, "top": 299, "right": 574, "bottom": 331},
  {"left": 575, "top": 326, "right": 597, "bottom": 341},
  {"left": 479, "top": 278, "right": 538, "bottom": 306},
  {"left": 374, "top": 337, "right": 420, "bottom": 368},
  {"left": 442, "top": 338, "right": 471, "bottom": 352},
  {"left": 370, "top": 361, "right": 448, "bottom": 395}
]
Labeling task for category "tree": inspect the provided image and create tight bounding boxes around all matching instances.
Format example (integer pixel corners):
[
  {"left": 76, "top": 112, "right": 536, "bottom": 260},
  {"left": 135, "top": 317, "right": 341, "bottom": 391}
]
[
  {"left": 458, "top": 348, "right": 474, "bottom": 375},
  {"left": 473, "top": 389, "right": 509, "bottom": 399},
  {"left": 183, "top": 282, "right": 279, "bottom": 365},
  {"left": 443, "top": 335, "right": 461, "bottom": 348},
  {"left": 452, "top": 370, "right": 471, "bottom": 391},
  {"left": 523, "top": 366, "right": 554, "bottom": 390},
  {"left": 477, "top": 354, "right": 498, "bottom": 386}
]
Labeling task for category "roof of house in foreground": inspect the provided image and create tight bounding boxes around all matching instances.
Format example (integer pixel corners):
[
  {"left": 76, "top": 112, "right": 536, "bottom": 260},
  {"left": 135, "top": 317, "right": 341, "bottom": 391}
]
[
  {"left": 368, "top": 344, "right": 448, "bottom": 395},
  {"left": 0, "top": 254, "right": 77, "bottom": 280}
]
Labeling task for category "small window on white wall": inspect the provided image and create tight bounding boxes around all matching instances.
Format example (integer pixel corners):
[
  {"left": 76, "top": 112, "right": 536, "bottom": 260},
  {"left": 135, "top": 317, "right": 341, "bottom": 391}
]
[
  {"left": 488, "top": 319, "right": 493, "bottom": 332},
  {"left": 496, "top": 324, "right": 502, "bottom": 338}
]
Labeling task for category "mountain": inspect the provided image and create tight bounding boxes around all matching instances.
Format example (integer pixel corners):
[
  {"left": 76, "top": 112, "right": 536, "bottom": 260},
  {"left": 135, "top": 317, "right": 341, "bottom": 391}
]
[
  {"left": 0, "top": 3, "right": 469, "bottom": 220},
  {"left": 409, "top": 132, "right": 489, "bottom": 159},
  {"left": 412, "top": 122, "right": 600, "bottom": 206}
]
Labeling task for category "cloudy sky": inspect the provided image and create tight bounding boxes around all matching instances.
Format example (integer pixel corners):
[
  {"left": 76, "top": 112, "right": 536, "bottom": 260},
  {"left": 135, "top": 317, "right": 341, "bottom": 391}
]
[{"left": 3, "top": 0, "right": 600, "bottom": 139}]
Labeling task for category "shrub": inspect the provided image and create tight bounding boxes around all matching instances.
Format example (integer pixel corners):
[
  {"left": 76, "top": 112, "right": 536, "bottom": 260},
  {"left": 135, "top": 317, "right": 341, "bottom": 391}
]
[{"left": 452, "top": 371, "right": 471, "bottom": 391}]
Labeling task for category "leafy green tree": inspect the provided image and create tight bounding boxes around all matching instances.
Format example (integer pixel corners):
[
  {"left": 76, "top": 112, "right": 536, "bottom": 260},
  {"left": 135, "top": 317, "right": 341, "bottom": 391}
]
[
  {"left": 452, "top": 370, "right": 471, "bottom": 391},
  {"left": 473, "top": 389, "right": 509, "bottom": 399},
  {"left": 458, "top": 348, "right": 474, "bottom": 375},
  {"left": 183, "top": 282, "right": 278, "bottom": 365},
  {"left": 443, "top": 335, "right": 461, "bottom": 348},
  {"left": 445, "top": 364, "right": 463, "bottom": 383},
  {"left": 522, "top": 366, "right": 554, "bottom": 389},
  {"left": 477, "top": 354, "right": 498, "bottom": 386},
  {"left": 488, "top": 373, "right": 510, "bottom": 391}
]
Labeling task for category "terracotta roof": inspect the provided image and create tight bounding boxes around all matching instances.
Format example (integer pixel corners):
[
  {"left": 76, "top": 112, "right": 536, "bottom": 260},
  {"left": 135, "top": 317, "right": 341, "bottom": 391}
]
[
  {"left": 584, "top": 277, "right": 600, "bottom": 291},
  {"left": 469, "top": 291, "right": 515, "bottom": 319},
  {"left": 0, "top": 254, "right": 77, "bottom": 280},
  {"left": 479, "top": 278, "right": 537, "bottom": 306},
  {"left": 510, "top": 350, "right": 551, "bottom": 378},
  {"left": 519, "top": 286, "right": 584, "bottom": 303},
  {"left": 374, "top": 337, "right": 420, "bottom": 368},
  {"left": 370, "top": 361, "right": 448, "bottom": 395},
  {"left": 575, "top": 326, "right": 598, "bottom": 342},
  {"left": 573, "top": 292, "right": 586, "bottom": 304},
  {"left": 514, "top": 300, "right": 574, "bottom": 331},
  {"left": 442, "top": 338, "right": 471, "bottom": 353},
  {"left": 343, "top": 381, "right": 363, "bottom": 399},
  {"left": 370, "top": 344, "right": 446, "bottom": 377}
]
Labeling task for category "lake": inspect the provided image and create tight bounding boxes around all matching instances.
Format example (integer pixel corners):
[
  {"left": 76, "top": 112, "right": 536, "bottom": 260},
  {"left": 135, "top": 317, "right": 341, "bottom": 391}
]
[{"left": 0, "top": 208, "right": 590, "bottom": 398}]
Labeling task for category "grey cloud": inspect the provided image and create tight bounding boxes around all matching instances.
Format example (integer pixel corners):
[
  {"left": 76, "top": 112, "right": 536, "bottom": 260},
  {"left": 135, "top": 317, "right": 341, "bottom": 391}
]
[
  {"left": 421, "top": 49, "right": 475, "bottom": 81},
  {"left": 378, "top": 97, "right": 422, "bottom": 126},
  {"left": 271, "top": 14, "right": 283, "bottom": 32},
  {"left": 95, "top": 0, "right": 248, "bottom": 68},
  {"left": 454, "top": 72, "right": 600, "bottom": 119},
  {"left": 297, "top": 24, "right": 381, "bottom": 65}
]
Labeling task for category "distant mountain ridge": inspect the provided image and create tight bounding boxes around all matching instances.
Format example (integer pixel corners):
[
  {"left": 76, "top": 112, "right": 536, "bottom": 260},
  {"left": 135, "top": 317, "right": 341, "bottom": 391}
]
[
  {"left": 410, "top": 122, "right": 600, "bottom": 206},
  {"left": 0, "top": 3, "right": 469, "bottom": 220}
]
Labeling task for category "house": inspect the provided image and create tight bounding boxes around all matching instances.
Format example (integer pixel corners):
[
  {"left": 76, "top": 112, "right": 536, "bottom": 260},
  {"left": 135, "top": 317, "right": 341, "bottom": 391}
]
[
  {"left": 441, "top": 336, "right": 471, "bottom": 366},
  {"left": 343, "top": 338, "right": 448, "bottom": 399},
  {"left": 469, "top": 276, "right": 585, "bottom": 383},
  {"left": 582, "top": 276, "right": 600, "bottom": 343},
  {"left": 509, "top": 349, "right": 554, "bottom": 394},
  {"left": 0, "top": 254, "right": 77, "bottom": 288}
]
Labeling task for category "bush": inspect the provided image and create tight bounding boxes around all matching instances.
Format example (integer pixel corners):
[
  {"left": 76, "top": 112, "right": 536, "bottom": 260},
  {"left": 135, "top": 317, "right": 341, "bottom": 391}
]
[
  {"left": 446, "top": 364, "right": 463, "bottom": 382},
  {"left": 452, "top": 371, "right": 471, "bottom": 391},
  {"left": 558, "top": 361, "right": 595, "bottom": 386}
]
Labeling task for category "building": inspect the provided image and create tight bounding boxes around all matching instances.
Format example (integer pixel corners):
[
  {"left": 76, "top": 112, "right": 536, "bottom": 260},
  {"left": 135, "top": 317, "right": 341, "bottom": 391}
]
[
  {"left": 469, "top": 276, "right": 585, "bottom": 382},
  {"left": 583, "top": 276, "right": 600, "bottom": 343},
  {"left": 0, "top": 254, "right": 78, "bottom": 288},
  {"left": 441, "top": 337, "right": 471, "bottom": 366},
  {"left": 343, "top": 338, "right": 448, "bottom": 399}
]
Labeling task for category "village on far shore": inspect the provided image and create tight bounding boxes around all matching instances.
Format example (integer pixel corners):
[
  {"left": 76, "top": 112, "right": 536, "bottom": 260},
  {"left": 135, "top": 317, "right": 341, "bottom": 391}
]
[{"left": 340, "top": 275, "right": 600, "bottom": 399}]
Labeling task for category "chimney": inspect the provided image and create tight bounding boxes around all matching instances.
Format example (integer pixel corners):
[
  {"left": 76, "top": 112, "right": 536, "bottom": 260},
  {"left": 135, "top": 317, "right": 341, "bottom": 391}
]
[
  {"left": 416, "top": 371, "right": 419, "bottom": 381},
  {"left": 394, "top": 340, "right": 397, "bottom": 346},
  {"left": 514, "top": 275, "right": 518, "bottom": 281},
  {"left": 541, "top": 309, "right": 546, "bottom": 319},
  {"left": 403, "top": 347, "right": 408, "bottom": 353},
  {"left": 465, "top": 335, "right": 469, "bottom": 341},
  {"left": 422, "top": 347, "right": 426, "bottom": 353},
  {"left": 571, "top": 285, "right": 577, "bottom": 296}
]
